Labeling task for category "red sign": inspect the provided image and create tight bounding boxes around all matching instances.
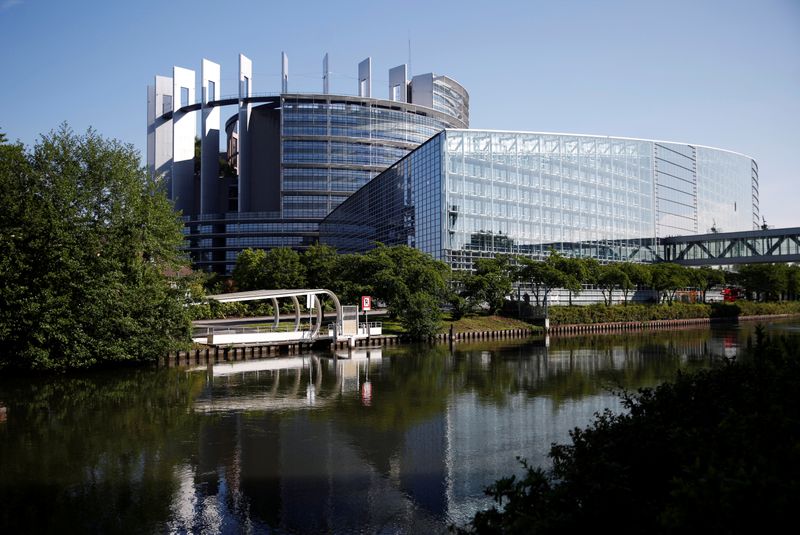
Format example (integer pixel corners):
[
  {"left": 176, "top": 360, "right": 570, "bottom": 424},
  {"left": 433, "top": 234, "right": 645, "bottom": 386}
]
[{"left": 361, "top": 295, "right": 372, "bottom": 311}]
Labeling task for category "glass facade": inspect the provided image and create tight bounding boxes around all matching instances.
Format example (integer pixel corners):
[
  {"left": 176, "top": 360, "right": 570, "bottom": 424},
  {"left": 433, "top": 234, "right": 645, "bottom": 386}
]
[
  {"left": 321, "top": 130, "right": 758, "bottom": 269},
  {"left": 431, "top": 76, "right": 469, "bottom": 126},
  {"left": 186, "top": 93, "right": 467, "bottom": 273},
  {"left": 280, "top": 96, "right": 461, "bottom": 218}
]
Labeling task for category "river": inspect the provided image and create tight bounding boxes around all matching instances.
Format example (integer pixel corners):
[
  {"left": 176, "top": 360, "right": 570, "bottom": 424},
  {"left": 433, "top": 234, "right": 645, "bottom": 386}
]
[{"left": 1, "top": 319, "right": 798, "bottom": 534}]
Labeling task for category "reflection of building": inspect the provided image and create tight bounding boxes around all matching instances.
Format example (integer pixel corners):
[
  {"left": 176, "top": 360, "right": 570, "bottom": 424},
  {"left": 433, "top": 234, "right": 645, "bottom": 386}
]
[
  {"left": 321, "top": 130, "right": 759, "bottom": 268},
  {"left": 147, "top": 54, "right": 467, "bottom": 273}
]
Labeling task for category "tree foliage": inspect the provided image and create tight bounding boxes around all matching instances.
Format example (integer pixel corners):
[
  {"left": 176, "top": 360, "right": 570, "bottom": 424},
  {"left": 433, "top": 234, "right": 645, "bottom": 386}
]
[
  {"left": 231, "top": 247, "right": 306, "bottom": 291},
  {"left": 596, "top": 264, "right": 631, "bottom": 305},
  {"left": 518, "top": 254, "right": 566, "bottom": 306},
  {"left": 0, "top": 125, "right": 192, "bottom": 372},
  {"left": 737, "top": 263, "right": 788, "bottom": 301},
  {"left": 364, "top": 245, "right": 449, "bottom": 338},
  {"left": 462, "top": 256, "right": 515, "bottom": 314}
]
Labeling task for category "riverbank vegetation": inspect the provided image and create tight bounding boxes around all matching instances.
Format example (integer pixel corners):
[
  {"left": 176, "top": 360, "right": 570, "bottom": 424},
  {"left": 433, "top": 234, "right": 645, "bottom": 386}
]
[
  {"left": 0, "top": 126, "right": 193, "bottom": 372},
  {"left": 460, "top": 327, "right": 800, "bottom": 534},
  {"left": 220, "top": 245, "right": 800, "bottom": 339}
]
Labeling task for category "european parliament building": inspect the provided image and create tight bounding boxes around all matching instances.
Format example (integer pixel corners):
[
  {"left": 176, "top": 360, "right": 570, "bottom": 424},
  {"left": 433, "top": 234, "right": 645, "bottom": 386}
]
[{"left": 147, "top": 53, "right": 758, "bottom": 273}]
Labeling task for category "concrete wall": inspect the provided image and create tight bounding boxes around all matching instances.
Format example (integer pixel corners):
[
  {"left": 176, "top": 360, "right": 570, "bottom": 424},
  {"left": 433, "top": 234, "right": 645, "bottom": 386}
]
[
  {"left": 172, "top": 66, "right": 197, "bottom": 215},
  {"left": 249, "top": 105, "right": 282, "bottom": 213},
  {"left": 147, "top": 75, "right": 173, "bottom": 195},
  {"left": 358, "top": 58, "right": 372, "bottom": 97},
  {"left": 410, "top": 73, "right": 434, "bottom": 109},
  {"left": 389, "top": 64, "right": 408, "bottom": 102},
  {"left": 238, "top": 54, "right": 253, "bottom": 212},
  {"left": 201, "top": 59, "right": 222, "bottom": 214}
]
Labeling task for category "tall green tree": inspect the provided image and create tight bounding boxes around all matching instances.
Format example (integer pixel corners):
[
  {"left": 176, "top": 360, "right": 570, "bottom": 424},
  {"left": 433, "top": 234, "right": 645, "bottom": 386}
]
[
  {"left": 0, "top": 125, "right": 192, "bottom": 372},
  {"left": 364, "top": 245, "right": 449, "bottom": 338},
  {"left": 302, "top": 243, "right": 339, "bottom": 290},
  {"left": 518, "top": 255, "right": 566, "bottom": 306},
  {"left": 231, "top": 247, "right": 306, "bottom": 290},
  {"left": 231, "top": 248, "right": 268, "bottom": 291},
  {"left": 596, "top": 264, "right": 631, "bottom": 306},
  {"left": 464, "top": 255, "right": 515, "bottom": 314},
  {"left": 650, "top": 263, "right": 691, "bottom": 304},
  {"left": 737, "top": 264, "right": 788, "bottom": 301},
  {"left": 618, "top": 262, "right": 652, "bottom": 303},
  {"left": 555, "top": 256, "right": 589, "bottom": 306}
]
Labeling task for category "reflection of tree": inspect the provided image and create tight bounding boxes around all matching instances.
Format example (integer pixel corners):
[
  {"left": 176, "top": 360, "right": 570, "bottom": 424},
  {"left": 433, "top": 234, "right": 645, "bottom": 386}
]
[
  {"left": 0, "top": 369, "right": 204, "bottom": 533},
  {"left": 449, "top": 328, "right": 722, "bottom": 407}
]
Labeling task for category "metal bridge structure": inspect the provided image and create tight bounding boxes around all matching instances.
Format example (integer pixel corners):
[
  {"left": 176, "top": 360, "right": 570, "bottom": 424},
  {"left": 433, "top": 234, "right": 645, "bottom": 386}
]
[{"left": 662, "top": 227, "right": 800, "bottom": 266}]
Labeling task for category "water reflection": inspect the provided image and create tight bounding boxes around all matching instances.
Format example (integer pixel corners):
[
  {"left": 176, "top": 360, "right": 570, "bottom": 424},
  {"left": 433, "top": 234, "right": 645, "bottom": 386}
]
[{"left": 0, "top": 320, "right": 796, "bottom": 533}]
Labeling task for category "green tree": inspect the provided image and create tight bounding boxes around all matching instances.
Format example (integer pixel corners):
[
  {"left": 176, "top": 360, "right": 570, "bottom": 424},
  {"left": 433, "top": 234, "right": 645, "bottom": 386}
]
[
  {"left": 0, "top": 125, "right": 191, "bottom": 372},
  {"left": 787, "top": 265, "right": 800, "bottom": 301},
  {"left": 689, "top": 266, "right": 726, "bottom": 303},
  {"left": 650, "top": 263, "right": 691, "bottom": 304},
  {"left": 332, "top": 253, "right": 375, "bottom": 304},
  {"left": 518, "top": 255, "right": 566, "bottom": 306},
  {"left": 464, "top": 256, "right": 515, "bottom": 314},
  {"left": 262, "top": 247, "right": 307, "bottom": 289},
  {"left": 364, "top": 245, "right": 449, "bottom": 338},
  {"left": 231, "top": 248, "right": 267, "bottom": 290},
  {"left": 618, "top": 262, "right": 652, "bottom": 303},
  {"left": 401, "top": 292, "right": 443, "bottom": 339},
  {"left": 738, "top": 264, "right": 787, "bottom": 301},
  {"left": 231, "top": 247, "right": 306, "bottom": 291},
  {"left": 596, "top": 264, "right": 631, "bottom": 306},
  {"left": 302, "top": 243, "right": 339, "bottom": 290},
  {"left": 555, "top": 256, "right": 589, "bottom": 306}
]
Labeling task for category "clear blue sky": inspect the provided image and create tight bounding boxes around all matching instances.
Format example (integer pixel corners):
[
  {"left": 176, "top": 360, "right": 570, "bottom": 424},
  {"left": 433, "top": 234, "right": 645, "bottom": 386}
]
[{"left": 1, "top": 0, "right": 798, "bottom": 228}]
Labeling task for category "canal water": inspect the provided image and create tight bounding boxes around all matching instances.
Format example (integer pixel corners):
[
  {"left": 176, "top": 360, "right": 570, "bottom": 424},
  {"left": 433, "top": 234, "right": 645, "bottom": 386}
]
[{"left": 1, "top": 319, "right": 798, "bottom": 534}]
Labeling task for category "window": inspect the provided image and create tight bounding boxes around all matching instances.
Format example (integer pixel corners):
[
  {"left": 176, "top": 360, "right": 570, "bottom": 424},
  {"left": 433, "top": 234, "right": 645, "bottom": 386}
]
[{"left": 180, "top": 87, "right": 189, "bottom": 108}]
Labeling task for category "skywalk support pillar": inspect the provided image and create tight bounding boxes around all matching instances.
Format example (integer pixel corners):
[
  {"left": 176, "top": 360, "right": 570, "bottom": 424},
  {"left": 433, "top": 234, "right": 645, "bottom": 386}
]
[
  {"left": 172, "top": 66, "right": 197, "bottom": 215},
  {"left": 201, "top": 59, "right": 221, "bottom": 214}
]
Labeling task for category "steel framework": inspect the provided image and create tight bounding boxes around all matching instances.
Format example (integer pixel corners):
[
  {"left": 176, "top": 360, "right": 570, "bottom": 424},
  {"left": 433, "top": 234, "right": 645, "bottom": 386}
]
[{"left": 662, "top": 227, "right": 800, "bottom": 266}]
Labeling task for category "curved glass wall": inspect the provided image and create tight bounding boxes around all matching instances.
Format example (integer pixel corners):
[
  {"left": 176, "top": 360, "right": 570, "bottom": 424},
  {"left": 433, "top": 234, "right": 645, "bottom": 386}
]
[
  {"left": 321, "top": 130, "right": 758, "bottom": 270},
  {"left": 432, "top": 76, "right": 469, "bottom": 126},
  {"left": 188, "top": 94, "right": 467, "bottom": 273},
  {"left": 281, "top": 96, "right": 461, "bottom": 218}
]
